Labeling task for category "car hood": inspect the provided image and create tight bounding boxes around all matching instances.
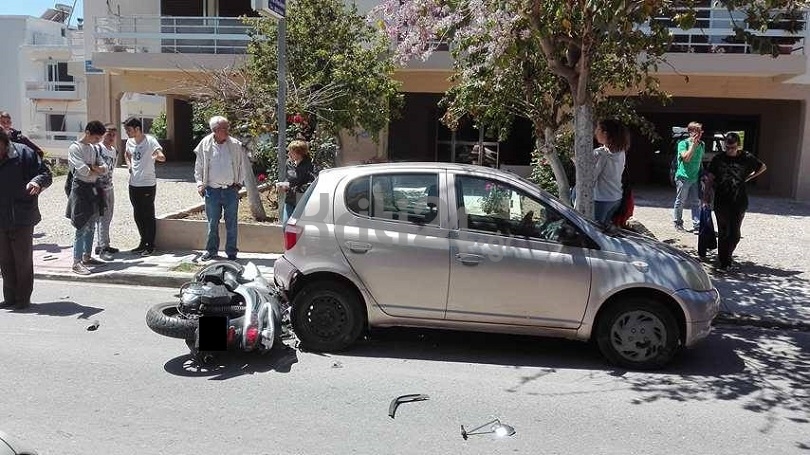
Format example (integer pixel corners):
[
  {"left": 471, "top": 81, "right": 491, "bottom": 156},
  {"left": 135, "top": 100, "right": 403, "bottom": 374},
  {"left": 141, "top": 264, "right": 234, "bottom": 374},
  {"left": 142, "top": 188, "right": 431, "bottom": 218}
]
[{"left": 601, "top": 228, "right": 696, "bottom": 264}]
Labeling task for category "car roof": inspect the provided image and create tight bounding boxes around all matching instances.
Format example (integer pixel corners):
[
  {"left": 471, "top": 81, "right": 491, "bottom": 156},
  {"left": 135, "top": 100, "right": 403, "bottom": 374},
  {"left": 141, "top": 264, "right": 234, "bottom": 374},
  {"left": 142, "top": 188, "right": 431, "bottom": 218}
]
[{"left": 320, "top": 162, "right": 520, "bottom": 179}]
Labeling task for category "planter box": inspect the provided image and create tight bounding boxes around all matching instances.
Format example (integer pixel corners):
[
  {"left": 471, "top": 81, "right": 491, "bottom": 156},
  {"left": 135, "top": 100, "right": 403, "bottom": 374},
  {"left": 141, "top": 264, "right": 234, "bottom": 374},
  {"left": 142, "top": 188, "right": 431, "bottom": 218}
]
[{"left": 156, "top": 198, "right": 283, "bottom": 253}]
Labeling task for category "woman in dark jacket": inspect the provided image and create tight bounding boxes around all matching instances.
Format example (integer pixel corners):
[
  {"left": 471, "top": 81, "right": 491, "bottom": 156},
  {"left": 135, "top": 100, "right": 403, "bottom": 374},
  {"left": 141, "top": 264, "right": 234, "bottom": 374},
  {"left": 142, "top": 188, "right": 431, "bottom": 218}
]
[{"left": 278, "top": 140, "right": 315, "bottom": 225}]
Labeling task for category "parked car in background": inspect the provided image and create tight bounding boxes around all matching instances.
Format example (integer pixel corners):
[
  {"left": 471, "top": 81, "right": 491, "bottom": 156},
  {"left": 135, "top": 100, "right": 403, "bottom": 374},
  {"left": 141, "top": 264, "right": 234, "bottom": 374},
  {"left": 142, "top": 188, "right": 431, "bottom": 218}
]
[{"left": 274, "top": 163, "right": 720, "bottom": 370}]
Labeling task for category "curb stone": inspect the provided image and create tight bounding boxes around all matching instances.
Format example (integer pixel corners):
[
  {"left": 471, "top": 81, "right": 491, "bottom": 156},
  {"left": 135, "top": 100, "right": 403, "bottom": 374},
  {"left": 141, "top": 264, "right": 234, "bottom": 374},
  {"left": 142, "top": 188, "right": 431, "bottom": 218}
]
[
  {"left": 34, "top": 271, "right": 193, "bottom": 289},
  {"left": 713, "top": 311, "right": 810, "bottom": 332}
]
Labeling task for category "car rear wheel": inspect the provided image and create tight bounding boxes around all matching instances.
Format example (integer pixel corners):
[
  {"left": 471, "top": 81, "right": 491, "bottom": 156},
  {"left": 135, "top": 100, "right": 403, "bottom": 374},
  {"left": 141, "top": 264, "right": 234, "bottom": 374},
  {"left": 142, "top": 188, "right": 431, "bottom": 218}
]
[
  {"left": 595, "top": 298, "right": 680, "bottom": 370},
  {"left": 291, "top": 280, "right": 365, "bottom": 352}
]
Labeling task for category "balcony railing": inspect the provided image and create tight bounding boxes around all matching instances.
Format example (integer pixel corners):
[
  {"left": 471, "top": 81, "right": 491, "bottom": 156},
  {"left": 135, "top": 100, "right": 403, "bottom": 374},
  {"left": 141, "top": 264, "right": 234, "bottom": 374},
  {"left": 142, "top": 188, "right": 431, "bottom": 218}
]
[
  {"left": 29, "top": 31, "right": 66, "bottom": 46},
  {"left": 94, "top": 16, "right": 252, "bottom": 55},
  {"left": 28, "top": 131, "right": 80, "bottom": 142},
  {"left": 68, "top": 30, "right": 85, "bottom": 60},
  {"left": 647, "top": 7, "right": 808, "bottom": 54},
  {"left": 25, "top": 81, "right": 82, "bottom": 100}
]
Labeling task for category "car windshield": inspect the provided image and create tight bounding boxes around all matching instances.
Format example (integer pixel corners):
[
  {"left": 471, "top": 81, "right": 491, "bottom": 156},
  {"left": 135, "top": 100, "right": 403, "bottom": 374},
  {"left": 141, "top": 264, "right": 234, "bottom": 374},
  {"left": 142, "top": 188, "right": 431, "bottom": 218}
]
[{"left": 510, "top": 173, "right": 619, "bottom": 235}]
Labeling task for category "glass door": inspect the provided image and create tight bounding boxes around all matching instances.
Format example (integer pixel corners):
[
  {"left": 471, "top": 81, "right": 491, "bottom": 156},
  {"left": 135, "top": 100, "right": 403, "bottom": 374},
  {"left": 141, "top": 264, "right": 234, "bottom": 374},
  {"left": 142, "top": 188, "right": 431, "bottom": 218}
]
[{"left": 436, "top": 117, "right": 499, "bottom": 168}]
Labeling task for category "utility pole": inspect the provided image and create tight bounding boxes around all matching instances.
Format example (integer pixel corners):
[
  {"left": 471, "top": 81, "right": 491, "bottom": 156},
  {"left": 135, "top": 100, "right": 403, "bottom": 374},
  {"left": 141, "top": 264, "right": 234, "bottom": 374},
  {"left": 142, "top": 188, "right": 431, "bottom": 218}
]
[
  {"left": 252, "top": 0, "right": 287, "bottom": 222},
  {"left": 276, "top": 18, "right": 287, "bottom": 222}
]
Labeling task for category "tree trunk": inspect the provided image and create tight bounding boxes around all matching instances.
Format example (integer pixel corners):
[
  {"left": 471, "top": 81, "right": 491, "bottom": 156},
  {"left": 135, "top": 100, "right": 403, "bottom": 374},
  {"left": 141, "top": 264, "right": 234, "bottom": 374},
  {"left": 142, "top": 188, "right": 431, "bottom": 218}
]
[
  {"left": 539, "top": 127, "right": 571, "bottom": 207},
  {"left": 241, "top": 144, "right": 267, "bottom": 221},
  {"left": 245, "top": 171, "right": 267, "bottom": 221},
  {"left": 573, "top": 103, "right": 596, "bottom": 219}
]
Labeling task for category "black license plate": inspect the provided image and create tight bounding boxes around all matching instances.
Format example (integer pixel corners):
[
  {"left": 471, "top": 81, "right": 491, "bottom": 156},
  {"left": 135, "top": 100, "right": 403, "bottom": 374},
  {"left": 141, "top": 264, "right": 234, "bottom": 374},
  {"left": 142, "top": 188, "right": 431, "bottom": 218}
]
[{"left": 198, "top": 315, "right": 228, "bottom": 351}]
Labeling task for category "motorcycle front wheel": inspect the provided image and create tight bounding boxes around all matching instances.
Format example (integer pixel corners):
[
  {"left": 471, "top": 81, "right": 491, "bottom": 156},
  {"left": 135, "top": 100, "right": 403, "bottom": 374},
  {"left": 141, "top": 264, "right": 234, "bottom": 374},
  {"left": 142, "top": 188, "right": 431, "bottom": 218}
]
[{"left": 146, "top": 302, "right": 198, "bottom": 339}]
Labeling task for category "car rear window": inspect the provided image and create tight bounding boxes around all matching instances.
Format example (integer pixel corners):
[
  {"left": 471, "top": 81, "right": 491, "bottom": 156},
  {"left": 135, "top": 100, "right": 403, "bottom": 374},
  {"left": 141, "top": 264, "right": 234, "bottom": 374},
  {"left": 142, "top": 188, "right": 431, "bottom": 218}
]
[
  {"left": 291, "top": 176, "right": 318, "bottom": 219},
  {"left": 345, "top": 173, "right": 439, "bottom": 225}
]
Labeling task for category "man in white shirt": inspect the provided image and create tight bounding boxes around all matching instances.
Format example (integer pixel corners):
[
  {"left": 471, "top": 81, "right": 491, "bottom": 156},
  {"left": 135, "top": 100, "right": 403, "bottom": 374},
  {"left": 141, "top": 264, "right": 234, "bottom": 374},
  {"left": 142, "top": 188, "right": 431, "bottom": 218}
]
[
  {"left": 95, "top": 123, "right": 119, "bottom": 258},
  {"left": 123, "top": 117, "right": 165, "bottom": 256},
  {"left": 193, "top": 116, "right": 246, "bottom": 261}
]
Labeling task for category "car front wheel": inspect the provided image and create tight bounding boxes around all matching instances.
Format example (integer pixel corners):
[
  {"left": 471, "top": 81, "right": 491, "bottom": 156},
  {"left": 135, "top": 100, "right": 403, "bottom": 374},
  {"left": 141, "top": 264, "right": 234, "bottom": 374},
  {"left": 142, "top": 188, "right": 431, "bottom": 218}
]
[
  {"left": 291, "top": 280, "right": 365, "bottom": 352},
  {"left": 595, "top": 298, "right": 681, "bottom": 370}
]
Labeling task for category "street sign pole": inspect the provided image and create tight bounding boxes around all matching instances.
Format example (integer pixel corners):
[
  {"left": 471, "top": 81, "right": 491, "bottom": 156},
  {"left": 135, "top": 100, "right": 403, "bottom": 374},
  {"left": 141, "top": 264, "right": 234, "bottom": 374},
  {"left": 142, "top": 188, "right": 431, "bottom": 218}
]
[
  {"left": 277, "top": 17, "right": 287, "bottom": 223},
  {"left": 251, "top": 0, "right": 287, "bottom": 222}
]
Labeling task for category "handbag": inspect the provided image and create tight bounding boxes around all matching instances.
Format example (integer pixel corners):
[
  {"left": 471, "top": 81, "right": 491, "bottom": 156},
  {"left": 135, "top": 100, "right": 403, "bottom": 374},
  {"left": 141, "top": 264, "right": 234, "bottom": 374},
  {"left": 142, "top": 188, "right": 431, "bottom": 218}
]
[{"left": 697, "top": 205, "right": 717, "bottom": 258}]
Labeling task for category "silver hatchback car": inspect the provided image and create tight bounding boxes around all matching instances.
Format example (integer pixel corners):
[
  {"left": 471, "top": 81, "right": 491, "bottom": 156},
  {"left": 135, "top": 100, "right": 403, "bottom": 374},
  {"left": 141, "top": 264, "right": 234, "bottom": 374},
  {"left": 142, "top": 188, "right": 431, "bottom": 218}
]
[{"left": 274, "top": 163, "right": 719, "bottom": 369}]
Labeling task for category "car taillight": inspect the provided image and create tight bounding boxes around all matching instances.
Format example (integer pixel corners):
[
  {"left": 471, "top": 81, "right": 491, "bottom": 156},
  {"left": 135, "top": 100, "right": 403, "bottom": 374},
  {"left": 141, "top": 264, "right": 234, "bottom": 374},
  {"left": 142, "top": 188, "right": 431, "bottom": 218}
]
[
  {"left": 284, "top": 223, "right": 303, "bottom": 250},
  {"left": 245, "top": 326, "right": 259, "bottom": 347}
]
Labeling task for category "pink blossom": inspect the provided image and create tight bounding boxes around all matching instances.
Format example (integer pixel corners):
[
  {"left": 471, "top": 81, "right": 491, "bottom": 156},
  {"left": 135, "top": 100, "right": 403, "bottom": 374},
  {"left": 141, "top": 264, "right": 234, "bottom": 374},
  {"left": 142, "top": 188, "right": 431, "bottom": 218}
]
[{"left": 257, "top": 173, "right": 267, "bottom": 182}]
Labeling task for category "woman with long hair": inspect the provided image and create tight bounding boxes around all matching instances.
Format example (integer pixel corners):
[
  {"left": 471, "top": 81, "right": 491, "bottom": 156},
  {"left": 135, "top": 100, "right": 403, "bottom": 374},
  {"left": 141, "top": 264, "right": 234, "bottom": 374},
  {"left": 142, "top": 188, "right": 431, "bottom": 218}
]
[{"left": 592, "top": 119, "right": 630, "bottom": 225}]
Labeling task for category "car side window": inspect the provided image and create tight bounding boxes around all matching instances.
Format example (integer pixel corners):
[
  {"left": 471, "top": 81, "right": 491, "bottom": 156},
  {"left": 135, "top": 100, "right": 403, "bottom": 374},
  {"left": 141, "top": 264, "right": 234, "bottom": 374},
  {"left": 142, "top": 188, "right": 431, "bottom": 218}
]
[
  {"left": 346, "top": 177, "right": 371, "bottom": 216},
  {"left": 456, "top": 175, "right": 568, "bottom": 242},
  {"left": 345, "top": 173, "right": 440, "bottom": 225}
]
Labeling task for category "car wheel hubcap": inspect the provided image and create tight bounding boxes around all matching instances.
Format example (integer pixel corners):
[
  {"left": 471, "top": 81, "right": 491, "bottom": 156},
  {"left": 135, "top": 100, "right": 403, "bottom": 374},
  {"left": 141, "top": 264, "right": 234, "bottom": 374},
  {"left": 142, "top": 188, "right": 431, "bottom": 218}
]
[
  {"left": 306, "top": 295, "right": 348, "bottom": 340},
  {"left": 609, "top": 310, "right": 667, "bottom": 363}
]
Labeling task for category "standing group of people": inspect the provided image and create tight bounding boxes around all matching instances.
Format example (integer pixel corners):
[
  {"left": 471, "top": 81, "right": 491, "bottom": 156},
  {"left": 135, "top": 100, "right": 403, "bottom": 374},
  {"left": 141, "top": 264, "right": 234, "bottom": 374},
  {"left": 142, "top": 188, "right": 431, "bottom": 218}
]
[
  {"left": 672, "top": 122, "right": 767, "bottom": 272},
  {"left": 0, "top": 108, "right": 319, "bottom": 293},
  {"left": 66, "top": 118, "right": 166, "bottom": 275},
  {"left": 590, "top": 118, "right": 768, "bottom": 273}
]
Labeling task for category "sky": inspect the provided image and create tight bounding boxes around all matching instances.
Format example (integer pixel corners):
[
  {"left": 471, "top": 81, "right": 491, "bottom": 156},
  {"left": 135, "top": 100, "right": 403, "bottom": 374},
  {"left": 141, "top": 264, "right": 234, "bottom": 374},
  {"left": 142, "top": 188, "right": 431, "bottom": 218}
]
[{"left": 0, "top": 0, "right": 84, "bottom": 25}]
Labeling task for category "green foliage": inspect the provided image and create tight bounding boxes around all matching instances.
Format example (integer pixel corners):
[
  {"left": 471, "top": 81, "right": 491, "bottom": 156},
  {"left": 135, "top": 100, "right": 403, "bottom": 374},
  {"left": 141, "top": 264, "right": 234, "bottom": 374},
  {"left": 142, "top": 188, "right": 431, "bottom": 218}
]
[
  {"left": 45, "top": 158, "right": 70, "bottom": 177},
  {"left": 191, "top": 102, "right": 221, "bottom": 146},
  {"left": 150, "top": 112, "right": 167, "bottom": 140},
  {"left": 252, "top": 122, "right": 338, "bottom": 182},
  {"left": 529, "top": 130, "right": 574, "bottom": 196},
  {"left": 481, "top": 183, "right": 511, "bottom": 216},
  {"left": 242, "top": 0, "right": 402, "bottom": 138}
]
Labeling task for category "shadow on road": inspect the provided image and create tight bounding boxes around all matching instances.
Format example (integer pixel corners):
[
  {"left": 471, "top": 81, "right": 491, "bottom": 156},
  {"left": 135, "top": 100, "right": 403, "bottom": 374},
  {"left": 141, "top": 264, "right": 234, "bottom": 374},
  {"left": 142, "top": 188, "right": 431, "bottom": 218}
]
[
  {"left": 162, "top": 344, "right": 299, "bottom": 380},
  {"left": 340, "top": 327, "right": 744, "bottom": 375},
  {"left": 618, "top": 327, "right": 810, "bottom": 441},
  {"left": 3, "top": 300, "right": 103, "bottom": 319}
]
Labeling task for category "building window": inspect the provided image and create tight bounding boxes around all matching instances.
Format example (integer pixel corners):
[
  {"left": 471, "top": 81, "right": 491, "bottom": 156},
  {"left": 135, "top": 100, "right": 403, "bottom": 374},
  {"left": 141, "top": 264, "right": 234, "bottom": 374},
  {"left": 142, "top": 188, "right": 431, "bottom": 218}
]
[
  {"left": 46, "top": 62, "right": 74, "bottom": 91},
  {"left": 436, "top": 117, "right": 499, "bottom": 168}
]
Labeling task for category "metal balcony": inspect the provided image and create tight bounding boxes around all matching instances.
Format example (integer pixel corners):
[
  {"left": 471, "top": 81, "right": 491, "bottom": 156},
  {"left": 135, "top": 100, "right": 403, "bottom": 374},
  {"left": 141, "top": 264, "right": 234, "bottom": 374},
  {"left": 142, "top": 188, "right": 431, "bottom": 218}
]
[
  {"left": 648, "top": 7, "right": 808, "bottom": 55},
  {"left": 93, "top": 15, "right": 252, "bottom": 55},
  {"left": 25, "top": 81, "right": 82, "bottom": 101}
]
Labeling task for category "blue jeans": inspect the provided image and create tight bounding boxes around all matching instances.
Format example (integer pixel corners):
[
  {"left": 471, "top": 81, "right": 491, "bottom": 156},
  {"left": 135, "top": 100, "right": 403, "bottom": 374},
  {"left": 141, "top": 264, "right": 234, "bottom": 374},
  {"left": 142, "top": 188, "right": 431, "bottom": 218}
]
[
  {"left": 282, "top": 202, "right": 296, "bottom": 227},
  {"left": 594, "top": 200, "right": 622, "bottom": 225},
  {"left": 673, "top": 178, "right": 700, "bottom": 229},
  {"left": 73, "top": 214, "right": 98, "bottom": 262},
  {"left": 204, "top": 187, "right": 239, "bottom": 256}
]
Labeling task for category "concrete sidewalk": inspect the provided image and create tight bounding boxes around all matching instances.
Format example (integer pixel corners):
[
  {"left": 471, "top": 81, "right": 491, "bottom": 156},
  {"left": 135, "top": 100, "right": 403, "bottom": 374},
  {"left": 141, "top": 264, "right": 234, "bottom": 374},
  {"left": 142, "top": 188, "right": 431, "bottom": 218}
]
[{"left": 32, "top": 246, "right": 280, "bottom": 289}]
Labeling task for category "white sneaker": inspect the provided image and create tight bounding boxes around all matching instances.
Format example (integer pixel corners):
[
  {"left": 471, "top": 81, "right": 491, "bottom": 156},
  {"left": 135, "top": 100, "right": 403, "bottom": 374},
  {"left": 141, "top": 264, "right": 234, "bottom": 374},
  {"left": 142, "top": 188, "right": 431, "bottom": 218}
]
[{"left": 72, "top": 262, "right": 91, "bottom": 276}]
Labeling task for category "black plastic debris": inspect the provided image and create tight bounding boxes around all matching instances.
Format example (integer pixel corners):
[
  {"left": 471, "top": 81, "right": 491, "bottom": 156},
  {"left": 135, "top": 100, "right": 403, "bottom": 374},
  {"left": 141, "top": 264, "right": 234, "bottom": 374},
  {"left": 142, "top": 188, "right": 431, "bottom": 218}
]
[{"left": 388, "top": 394, "right": 429, "bottom": 419}]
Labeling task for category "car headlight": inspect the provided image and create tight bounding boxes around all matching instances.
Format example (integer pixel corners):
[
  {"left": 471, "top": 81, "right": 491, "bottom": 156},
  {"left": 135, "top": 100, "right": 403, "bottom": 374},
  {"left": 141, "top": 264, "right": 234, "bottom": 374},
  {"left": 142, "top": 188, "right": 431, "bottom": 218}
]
[{"left": 681, "top": 263, "right": 713, "bottom": 291}]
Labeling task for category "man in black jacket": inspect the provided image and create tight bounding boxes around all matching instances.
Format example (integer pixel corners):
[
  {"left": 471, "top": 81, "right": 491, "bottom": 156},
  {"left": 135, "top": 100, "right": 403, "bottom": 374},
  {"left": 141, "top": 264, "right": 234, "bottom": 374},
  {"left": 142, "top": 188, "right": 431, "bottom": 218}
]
[
  {"left": 0, "top": 111, "right": 45, "bottom": 158},
  {"left": 0, "top": 129, "right": 52, "bottom": 310}
]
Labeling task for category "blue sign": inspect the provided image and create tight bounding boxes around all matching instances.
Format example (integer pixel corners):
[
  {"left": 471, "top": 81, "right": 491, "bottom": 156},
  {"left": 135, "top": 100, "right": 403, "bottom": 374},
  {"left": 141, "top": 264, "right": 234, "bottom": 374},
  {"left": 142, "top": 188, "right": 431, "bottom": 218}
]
[
  {"left": 85, "top": 60, "right": 103, "bottom": 74},
  {"left": 268, "top": 0, "right": 285, "bottom": 18}
]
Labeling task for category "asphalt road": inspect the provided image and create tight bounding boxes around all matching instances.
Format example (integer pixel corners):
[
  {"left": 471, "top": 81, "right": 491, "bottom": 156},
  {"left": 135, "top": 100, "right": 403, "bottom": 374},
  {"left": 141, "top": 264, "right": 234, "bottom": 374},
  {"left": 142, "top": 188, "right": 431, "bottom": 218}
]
[{"left": 1, "top": 281, "right": 808, "bottom": 455}]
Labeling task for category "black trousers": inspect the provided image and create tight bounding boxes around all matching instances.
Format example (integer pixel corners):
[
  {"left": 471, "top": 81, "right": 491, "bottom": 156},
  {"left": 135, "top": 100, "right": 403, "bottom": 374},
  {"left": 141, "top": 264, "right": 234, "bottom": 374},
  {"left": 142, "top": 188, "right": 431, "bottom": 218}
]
[
  {"left": 0, "top": 225, "right": 35, "bottom": 305},
  {"left": 714, "top": 202, "right": 746, "bottom": 268},
  {"left": 129, "top": 185, "right": 157, "bottom": 248}
]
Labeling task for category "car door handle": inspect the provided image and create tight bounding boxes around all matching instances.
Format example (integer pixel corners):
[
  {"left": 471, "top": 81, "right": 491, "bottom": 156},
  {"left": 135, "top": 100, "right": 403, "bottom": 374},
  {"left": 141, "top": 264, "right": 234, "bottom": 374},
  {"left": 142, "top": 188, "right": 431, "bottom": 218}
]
[
  {"left": 455, "top": 253, "right": 483, "bottom": 266},
  {"left": 345, "top": 241, "right": 372, "bottom": 254}
]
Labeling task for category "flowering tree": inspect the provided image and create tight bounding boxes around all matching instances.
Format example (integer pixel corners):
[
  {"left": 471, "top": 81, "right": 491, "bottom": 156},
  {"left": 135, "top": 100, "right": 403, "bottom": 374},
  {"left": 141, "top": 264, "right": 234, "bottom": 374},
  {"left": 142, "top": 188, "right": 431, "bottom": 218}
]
[{"left": 372, "top": 0, "right": 805, "bottom": 217}]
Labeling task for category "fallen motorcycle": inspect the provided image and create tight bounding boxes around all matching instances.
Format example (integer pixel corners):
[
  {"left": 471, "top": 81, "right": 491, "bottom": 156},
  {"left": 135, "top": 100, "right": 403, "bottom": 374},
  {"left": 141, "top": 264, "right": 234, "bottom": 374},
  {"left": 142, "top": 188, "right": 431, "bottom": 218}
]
[{"left": 146, "top": 261, "right": 289, "bottom": 363}]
